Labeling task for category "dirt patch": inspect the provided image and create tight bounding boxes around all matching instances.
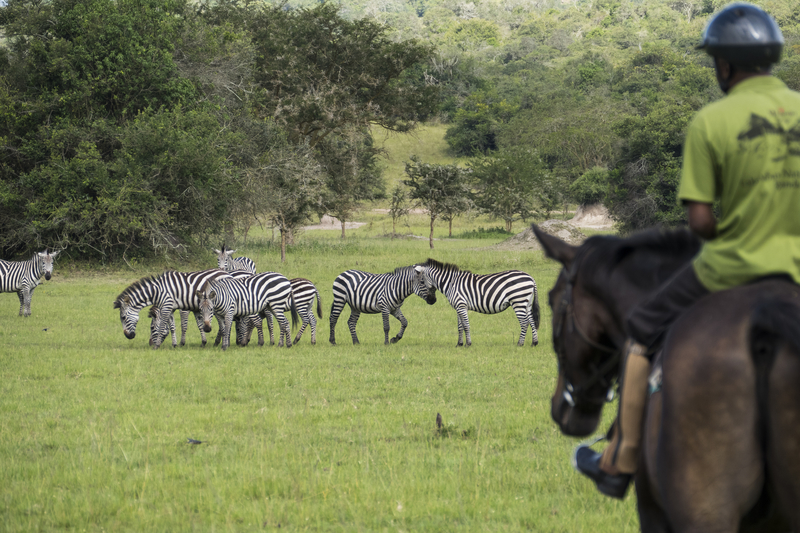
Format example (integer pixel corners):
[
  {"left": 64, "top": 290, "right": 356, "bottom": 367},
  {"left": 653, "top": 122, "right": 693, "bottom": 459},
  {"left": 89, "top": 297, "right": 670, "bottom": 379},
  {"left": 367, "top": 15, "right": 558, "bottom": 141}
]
[
  {"left": 570, "top": 203, "right": 614, "bottom": 229},
  {"left": 304, "top": 215, "right": 366, "bottom": 231},
  {"left": 491, "top": 220, "right": 587, "bottom": 251}
]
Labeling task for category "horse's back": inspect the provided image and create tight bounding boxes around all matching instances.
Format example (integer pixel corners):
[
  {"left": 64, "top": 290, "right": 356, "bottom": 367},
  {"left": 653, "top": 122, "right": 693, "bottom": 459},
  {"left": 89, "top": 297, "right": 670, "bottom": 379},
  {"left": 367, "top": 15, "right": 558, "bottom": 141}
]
[{"left": 645, "top": 279, "right": 800, "bottom": 531}]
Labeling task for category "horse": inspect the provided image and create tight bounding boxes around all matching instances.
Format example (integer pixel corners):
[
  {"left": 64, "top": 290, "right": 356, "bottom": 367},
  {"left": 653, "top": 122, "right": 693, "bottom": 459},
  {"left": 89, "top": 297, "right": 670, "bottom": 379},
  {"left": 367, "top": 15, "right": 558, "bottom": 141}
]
[{"left": 532, "top": 224, "right": 800, "bottom": 532}]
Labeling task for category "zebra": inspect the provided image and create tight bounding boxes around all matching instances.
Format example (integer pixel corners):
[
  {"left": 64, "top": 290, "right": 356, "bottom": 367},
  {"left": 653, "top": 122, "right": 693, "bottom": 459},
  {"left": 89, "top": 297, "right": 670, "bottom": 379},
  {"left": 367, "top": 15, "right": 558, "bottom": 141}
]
[
  {"left": 114, "top": 269, "right": 231, "bottom": 347},
  {"left": 1, "top": 249, "right": 59, "bottom": 316},
  {"left": 237, "top": 278, "right": 323, "bottom": 346},
  {"left": 194, "top": 271, "right": 298, "bottom": 350},
  {"left": 214, "top": 244, "right": 256, "bottom": 273},
  {"left": 414, "top": 259, "right": 539, "bottom": 347},
  {"left": 329, "top": 265, "right": 437, "bottom": 345}
]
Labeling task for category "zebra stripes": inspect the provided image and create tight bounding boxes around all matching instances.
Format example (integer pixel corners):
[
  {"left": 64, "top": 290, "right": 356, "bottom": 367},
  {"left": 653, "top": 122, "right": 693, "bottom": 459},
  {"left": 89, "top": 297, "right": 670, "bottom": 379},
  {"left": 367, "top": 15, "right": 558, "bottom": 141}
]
[
  {"left": 214, "top": 245, "right": 256, "bottom": 273},
  {"left": 1, "top": 250, "right": 59, "bottom": 316},
  {"left": 415, "top": 259, "right": 539, "bottom": 347},
  {"left": 114, "top": 269, "right": 231, "bottom": 347},
  {"left": 237, "top": 278, "right": 323, "bottom": 346},
  {"left": 329, "top": 265, "right": 436, "bottom": 345},
  {"left": 195, "top": 272, "right": 298, "bottom": 350}
]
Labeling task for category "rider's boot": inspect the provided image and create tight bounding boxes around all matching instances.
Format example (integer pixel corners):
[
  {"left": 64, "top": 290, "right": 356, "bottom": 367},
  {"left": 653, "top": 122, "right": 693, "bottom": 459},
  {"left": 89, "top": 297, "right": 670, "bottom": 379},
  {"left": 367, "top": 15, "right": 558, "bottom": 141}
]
[{"left": 574, "top": 340, "right": 651, "bottom": 499}]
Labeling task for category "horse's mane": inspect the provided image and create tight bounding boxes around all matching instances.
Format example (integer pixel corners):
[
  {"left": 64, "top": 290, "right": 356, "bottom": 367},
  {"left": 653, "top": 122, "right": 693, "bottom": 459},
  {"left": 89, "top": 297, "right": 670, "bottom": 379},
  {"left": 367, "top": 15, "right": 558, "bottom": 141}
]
[
  {"left": 421, "top": 258, "right": 472, "bottom": 275},
  {"left": 577, "top": 227, "right": 701, "bottom": 288}
]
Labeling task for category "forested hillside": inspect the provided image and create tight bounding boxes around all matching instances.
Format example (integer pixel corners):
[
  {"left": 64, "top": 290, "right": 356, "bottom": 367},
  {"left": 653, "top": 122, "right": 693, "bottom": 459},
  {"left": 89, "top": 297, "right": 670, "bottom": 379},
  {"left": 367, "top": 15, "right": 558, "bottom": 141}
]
[{"left": 1, "top": 0, "right": 798, "bottom": 260}]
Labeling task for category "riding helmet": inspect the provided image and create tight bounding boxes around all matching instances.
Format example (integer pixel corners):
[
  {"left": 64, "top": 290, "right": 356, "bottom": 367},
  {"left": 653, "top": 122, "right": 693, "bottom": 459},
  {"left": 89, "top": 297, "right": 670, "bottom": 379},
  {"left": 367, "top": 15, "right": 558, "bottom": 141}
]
[{"left": 697, "top": 3, "right": 783, "bottom": 71}]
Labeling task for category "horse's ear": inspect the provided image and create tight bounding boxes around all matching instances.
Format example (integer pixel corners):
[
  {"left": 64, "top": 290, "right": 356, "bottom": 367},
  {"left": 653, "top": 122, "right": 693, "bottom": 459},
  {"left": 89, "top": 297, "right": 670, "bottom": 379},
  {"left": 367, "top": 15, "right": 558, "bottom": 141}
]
[{"left": 532, "top": 224, "right": 577, "bottom": 268}]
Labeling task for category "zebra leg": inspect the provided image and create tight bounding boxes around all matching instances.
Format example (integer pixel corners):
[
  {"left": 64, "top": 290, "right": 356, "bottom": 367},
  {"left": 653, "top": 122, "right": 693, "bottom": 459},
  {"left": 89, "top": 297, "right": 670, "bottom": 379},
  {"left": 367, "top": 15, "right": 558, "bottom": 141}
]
[
  {"left": 193, "top": 312, "right": 209, "bottom": 347},
  {"left": 179, "top": 310, "right": 190, "bottom": 347},
  {"left": 329, "top": 299, "right": 346, "bottom": 345},
  {"left": 17, "top": 290, "right": 26, "bottom": 316},
  {"left": 220, "top": 313, "right": 234, "bottom": 351},
  {"left": 293, "top": 311, "right": 310, "bottom": 345},
  {"left": 513, "top": 304, "right": 528, "bottom": 347},
  {"left": 530, "top": 314, "right": 539, "bottom": 347},
  {"left": 264, "top": 312, "right": 275, "bottom": 346},
  {"left": 347, "top": 310, "right": 361, "bottom": 345},
  {"left": 382, "top": 310, "right": 392, "bottom": 344},
  {"left": 456, "top": 308, "right": 471, "bottom": 347},
  {"left": 255, "top": 317, "right": 265, "bottom": 347},
  {"left": 274, "top": 311, "right": 292, "bottom": 348},
  {"left": 389, "top": 309, "right": 408, "bottom": 344},
  {"left": 308, "top": 310, "right": 318, "bottom": 345},
  {"left": 168, "top": 312, "right": 178, "bottom": 348}
]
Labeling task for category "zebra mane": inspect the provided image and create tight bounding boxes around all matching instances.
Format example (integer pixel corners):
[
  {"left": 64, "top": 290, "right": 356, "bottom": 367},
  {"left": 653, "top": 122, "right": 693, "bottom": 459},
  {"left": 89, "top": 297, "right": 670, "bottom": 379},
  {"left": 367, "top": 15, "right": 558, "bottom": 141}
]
[
  {"left": 113, "top": 275, "right": 159, "bottom": 308},
  {"left": 421, "top": 258, "right": 471, "bottom": 275}
]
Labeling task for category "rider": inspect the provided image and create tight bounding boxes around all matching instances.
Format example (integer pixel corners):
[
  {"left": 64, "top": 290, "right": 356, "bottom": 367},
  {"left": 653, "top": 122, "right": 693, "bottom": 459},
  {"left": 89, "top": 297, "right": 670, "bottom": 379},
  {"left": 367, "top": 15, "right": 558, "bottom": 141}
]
[{"left": 574, "top": 2, "right": 800, "bottom": 499}]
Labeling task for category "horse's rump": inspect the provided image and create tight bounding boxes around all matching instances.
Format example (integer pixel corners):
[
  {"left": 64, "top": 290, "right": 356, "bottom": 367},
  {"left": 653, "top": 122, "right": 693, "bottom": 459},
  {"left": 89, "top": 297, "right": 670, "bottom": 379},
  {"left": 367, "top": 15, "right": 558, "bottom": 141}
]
[{"left": 641, "top": 279, "right": 800, "bottom": 530}]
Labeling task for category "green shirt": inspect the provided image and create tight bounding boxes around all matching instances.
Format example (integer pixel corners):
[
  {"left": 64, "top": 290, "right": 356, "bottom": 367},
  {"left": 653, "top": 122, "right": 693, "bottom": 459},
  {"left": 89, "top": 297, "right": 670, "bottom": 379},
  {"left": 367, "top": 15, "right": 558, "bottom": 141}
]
[{"left": 679, "top": 76, "right": 800, "bottom": 292}]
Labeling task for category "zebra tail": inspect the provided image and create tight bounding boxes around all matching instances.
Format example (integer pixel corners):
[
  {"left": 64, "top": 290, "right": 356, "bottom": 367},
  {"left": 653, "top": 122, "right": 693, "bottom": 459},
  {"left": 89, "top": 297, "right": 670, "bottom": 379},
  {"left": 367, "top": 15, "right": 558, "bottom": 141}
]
[
  {"left": 531, "top": 287, "right": 540, "bottom": 330},
  {"left": 749, "top": 298, "right": 800, "bottom": 455},
  {"left": 315, "top": 288, "right": 323, "bottom": 319},
  {"left": 290, "top": 294, "right": 300, "bottom": 332}
]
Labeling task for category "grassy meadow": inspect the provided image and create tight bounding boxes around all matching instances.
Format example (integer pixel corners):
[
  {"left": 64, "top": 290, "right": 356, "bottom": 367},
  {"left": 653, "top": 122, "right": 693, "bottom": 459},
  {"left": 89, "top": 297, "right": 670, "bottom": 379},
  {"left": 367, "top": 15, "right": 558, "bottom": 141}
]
[
  {"left": 0, "top": 226, "right": 638, "bottom": 533},
  {"left": 0, "top": 126, "right": 634, "bottom": 532}
]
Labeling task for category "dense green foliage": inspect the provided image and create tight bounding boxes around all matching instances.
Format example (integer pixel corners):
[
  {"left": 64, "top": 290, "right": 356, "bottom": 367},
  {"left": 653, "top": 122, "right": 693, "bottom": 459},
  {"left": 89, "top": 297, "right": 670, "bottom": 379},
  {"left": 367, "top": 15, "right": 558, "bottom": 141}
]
[
  {"left": 2, "top": 0, "right": 799, "bottom": 261},
  {"left": 0, "top": 0, "right": 437, "bottom": 260}
]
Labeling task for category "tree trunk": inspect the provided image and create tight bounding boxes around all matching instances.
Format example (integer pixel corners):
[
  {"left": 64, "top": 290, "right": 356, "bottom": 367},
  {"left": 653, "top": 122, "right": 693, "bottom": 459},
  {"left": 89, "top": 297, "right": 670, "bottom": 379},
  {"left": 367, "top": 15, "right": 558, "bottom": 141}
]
[
  {"left": 280, "top": 228, "right": 287, "bottom": 263},
  {"left": 429, "top": 215, "right": 435, "bottom": 249},
  {"left": 448, "top": 218, "right": 453, "bottom": 237},
  {"left": 392, "top": 217, "right": 396, "bottom": 239},
  {"left": 341, "top": 219, "right": 346, "bottom": 239},
  {"left": 506, "top": 219, "right": 512, "bottom": 232}
]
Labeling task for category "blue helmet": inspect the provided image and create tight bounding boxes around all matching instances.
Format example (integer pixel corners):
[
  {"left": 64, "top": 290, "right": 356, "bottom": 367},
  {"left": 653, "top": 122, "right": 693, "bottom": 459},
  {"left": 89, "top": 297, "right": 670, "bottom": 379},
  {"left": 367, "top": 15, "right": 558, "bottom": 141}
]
[{"left": 697, "top": 3, "right": 783, "bottom": 71}]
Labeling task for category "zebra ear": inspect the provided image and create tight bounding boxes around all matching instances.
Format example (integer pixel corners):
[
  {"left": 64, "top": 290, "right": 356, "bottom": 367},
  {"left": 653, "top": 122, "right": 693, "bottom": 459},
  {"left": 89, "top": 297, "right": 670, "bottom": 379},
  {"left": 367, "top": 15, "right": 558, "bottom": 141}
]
[
  {"left": 226, "top": 250, "right": 235, "bottom": 256},
  {"left": 50, "top": 250, "right": 58, "bottom": 258},
  {"left": 208, "top": 290, "right": 217, "bottom": 300},
  {"left": 414, "top": 266, "right": 423, "bottom": 273},
  {"left": 213, "top": 249, "right": 221, "bottom": 254}
]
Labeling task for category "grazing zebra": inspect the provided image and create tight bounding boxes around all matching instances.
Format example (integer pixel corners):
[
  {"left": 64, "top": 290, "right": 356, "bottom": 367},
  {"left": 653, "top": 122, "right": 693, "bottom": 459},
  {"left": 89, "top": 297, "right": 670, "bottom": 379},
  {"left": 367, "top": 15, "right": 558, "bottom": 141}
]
[
  {"left": 214, "top": 245, "right": 256, "bottom": 273},
  {"left": 195, "top": 272, "right": 298, "bottom": 350},
  {"left": 237, "top": 278, "right": 323, "bottom": 346},
  {"left": 415, "top": 259, "right": 539, "bottom": 347},
  {"left": 0, "top": 249, "right": 59, "bottom": 316},
  {"left": 115, "top": 269, "right": 230, "bottom": 347},
  {"left": 329, "top": 265, "right": 437, "bottom": 345}
]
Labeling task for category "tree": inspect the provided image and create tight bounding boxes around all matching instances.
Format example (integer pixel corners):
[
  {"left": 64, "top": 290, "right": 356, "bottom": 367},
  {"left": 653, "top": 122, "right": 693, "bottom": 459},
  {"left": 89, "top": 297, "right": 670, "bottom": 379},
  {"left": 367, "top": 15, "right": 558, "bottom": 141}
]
[
  {"left": 247, "top": 3, "right": 439, "bottom": 148},
  {"left": 228, "top": 118, "right": 325, "bottom": 263},
  {"left": 403, "top": 156, "right": 469, "bottom": 248},
  {"left": 469, "top": 147, "right": 544, "bottom": 232},
  {"left": 388, "top": 185, "right": 411, "bottom": 238},
  {"left": 316, "top": 128, "right": 385, "bottom": 239}
]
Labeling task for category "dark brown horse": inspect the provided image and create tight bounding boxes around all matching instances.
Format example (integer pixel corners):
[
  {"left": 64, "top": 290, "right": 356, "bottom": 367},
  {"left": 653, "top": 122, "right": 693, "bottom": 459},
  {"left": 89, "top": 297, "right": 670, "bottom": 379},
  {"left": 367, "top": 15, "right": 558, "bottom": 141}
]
[{"left": 533, "top": 225, "right": 800, "bottom": 532}]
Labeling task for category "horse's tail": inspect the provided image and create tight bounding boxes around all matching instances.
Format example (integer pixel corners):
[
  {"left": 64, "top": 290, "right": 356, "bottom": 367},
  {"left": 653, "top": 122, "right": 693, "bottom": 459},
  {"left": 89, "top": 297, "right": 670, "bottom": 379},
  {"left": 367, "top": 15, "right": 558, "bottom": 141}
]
[{"left": 748, "top": 299, "right": 800, "bottom": 450}]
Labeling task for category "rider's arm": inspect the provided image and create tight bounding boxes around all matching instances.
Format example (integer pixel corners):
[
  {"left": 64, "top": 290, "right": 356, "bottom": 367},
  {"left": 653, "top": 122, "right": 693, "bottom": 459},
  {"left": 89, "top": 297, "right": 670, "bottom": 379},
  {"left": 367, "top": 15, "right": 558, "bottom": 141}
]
[{"left": 686, "top": 201, "right": 717, "bottom": 240}]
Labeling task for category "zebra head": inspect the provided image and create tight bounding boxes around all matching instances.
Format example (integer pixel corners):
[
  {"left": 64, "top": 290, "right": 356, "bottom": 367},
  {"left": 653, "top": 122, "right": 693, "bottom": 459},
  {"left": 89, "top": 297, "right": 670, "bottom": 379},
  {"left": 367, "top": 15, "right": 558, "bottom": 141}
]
[
  {"left": 194, "top": 282, "right": 217, "bottom": 333},
  {"left": 213, "top": 245, "right": 236, "bottom": 271},
  {"left": 413, "top": 265, "right": 437, "bottom": 305},
  {"left": 148, "top": 306, "right": 163, "bottom": 347},
  {"left": 38, "top": 249, "right": 59, "bottom": 281},
  {"left": 113, "top": 295, "right": 140, "bottom": 339}
]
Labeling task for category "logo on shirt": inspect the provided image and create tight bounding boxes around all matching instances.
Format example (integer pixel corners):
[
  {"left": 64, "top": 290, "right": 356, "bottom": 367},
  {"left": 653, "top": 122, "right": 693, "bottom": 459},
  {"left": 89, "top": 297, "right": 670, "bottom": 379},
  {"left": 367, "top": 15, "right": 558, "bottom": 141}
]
[{"left": 738, "top": 112, "right": 800, "bottom": 162}]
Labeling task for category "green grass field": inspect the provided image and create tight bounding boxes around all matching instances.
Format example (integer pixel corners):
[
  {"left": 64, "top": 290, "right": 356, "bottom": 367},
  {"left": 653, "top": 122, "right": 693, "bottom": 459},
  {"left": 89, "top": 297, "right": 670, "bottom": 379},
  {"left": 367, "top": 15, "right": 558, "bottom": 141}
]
[{"left": 0, "top": 226, "right": 637, "bottom": 533}]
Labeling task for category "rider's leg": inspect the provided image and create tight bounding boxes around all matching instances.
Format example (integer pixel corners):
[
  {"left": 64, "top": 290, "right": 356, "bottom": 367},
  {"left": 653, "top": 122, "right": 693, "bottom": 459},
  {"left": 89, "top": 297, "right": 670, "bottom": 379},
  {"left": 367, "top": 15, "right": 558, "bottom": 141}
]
[{"left": 575, "top": 264, "right": 710, "bottom": 498}]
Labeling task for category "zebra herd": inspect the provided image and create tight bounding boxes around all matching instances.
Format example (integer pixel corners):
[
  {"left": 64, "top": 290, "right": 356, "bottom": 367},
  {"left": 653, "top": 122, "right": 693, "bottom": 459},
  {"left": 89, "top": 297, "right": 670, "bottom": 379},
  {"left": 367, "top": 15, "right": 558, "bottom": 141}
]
[{"left": 2, "top": 245, "right": 541, "bottom": 348}]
